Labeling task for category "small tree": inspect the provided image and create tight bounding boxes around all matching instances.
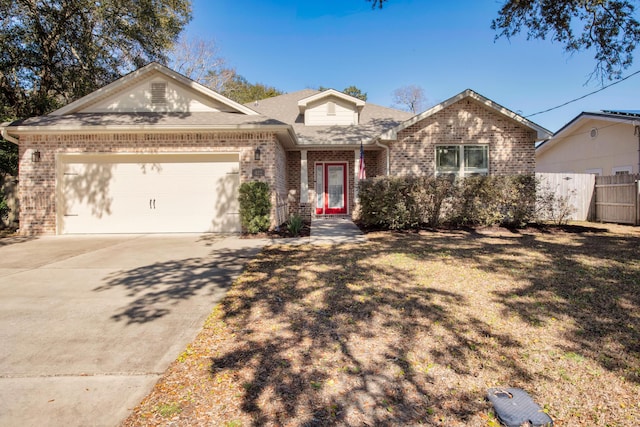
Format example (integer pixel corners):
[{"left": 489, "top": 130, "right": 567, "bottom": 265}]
[
  {"left": 238, "top": 181, "right": 272, "bottom": 234},
  {"left": 535, "top": 179, "right": 577, "bottom": 225},
  {"left": 391, "top": 85, "right": 428, "bottom": 113}
]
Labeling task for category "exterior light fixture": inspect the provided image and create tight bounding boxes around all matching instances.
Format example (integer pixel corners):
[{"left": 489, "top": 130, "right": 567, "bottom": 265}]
[
  {"left": 254, "top": 147, "right": 261, "bottom": 161},
  {"left": 31, "top": 150, "right": 41, "bottom": 163}
]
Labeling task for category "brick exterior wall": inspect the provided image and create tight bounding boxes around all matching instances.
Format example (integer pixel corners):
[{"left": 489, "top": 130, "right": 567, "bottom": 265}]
[
  {"left": 18, "top": 131, "right": 281, "bottom": 235},
  {"left": 285, "top": 148, "right": 386, "bottom": 220},
  {"left": 391, "top": 98, "right": 536, "bottom": 176}
]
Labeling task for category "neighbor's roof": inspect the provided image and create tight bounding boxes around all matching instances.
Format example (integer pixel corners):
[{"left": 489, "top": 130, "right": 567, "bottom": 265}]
[
  {"left": 602, "top": 110, "right": 640, "bottom": 117},
  {"left": 247, "top": 90, "right": 413, "bottom": 146},
  {"left": 536, "top": 110, "right": 640, "bottom": 155},
  {"left": 381, "top": 89, "right": 553, "bottom": 142}
]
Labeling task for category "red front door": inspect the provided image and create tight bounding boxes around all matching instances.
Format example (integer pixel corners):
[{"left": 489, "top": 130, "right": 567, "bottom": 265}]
[{"left": 315, "top": 162, "right": 347, "bottom": 215}]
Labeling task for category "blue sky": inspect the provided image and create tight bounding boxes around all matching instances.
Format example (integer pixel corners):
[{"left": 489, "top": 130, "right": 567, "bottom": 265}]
[{"left": 183, "top": 0, "right": 639, "bottom": 132}]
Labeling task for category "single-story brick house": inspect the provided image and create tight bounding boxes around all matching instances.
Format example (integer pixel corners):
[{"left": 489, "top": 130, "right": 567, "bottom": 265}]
[{"left": 0, "top": 63, "right": 551, "bottom": 235}]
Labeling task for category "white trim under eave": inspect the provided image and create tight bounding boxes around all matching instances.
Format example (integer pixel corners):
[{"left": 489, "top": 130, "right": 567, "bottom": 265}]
[{"left": 0, "top": 124, "right": 19, "bottom": 144}]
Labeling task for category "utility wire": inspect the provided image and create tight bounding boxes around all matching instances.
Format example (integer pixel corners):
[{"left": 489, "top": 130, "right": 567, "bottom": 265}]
[{"left": 525, "top": 70, "right": 640, "bottom": 118}]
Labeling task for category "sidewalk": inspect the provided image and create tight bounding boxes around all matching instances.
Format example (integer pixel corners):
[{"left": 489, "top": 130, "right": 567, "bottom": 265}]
[{"left": 259, "top": 219, "right": 368, "bottom": 246}]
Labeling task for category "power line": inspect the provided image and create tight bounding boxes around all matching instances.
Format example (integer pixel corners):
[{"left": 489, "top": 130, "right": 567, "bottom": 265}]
[{"left": 525, "top": 70, "right": 640, "bottom": 118}]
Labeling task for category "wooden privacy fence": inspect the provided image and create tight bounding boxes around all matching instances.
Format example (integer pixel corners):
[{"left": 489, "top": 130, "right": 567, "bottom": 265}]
[
  {"left": 595, "top": 174, "right": 640, "bottom": 225},
  {"left": 535, "top": 173, "right": 596, "bottom": 221}
]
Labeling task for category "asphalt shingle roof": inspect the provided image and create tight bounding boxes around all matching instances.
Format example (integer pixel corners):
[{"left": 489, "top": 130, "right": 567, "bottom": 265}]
[
  {"left": 10, "top": 112, "right": 285, "bottom": 128},
  {"left": 246, "top": 90, "right": 413, "bottom": 146}
]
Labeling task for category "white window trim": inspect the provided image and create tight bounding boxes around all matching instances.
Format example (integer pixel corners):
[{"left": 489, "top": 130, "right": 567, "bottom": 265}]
[
  {"left": 435, "top": 144, "right": 489, "bottom": 178},
  {"left": 585, "top": 168, "right": 603, "bottom": 176},
  {"left": 612, "top": 165, "right": 633, "bottom": 175}
]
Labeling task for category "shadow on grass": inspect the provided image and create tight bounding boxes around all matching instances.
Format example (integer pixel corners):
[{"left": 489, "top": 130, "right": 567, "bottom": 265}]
[{"left": 206, "top": 228, "right": 639, "bottom": 425}]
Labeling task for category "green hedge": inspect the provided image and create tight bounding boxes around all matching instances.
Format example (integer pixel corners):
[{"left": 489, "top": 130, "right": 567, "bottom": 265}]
[
  {"left": 238, "top": 181, "right": 272, "bottom": 234},
  {"left": 358, "top": 175, "right": 536, "bottom": 230}
]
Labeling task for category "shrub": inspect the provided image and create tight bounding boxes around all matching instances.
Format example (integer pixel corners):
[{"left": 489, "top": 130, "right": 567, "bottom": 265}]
[
  {"left": 358, "top": 176, "right": 454, "bottom": 230},
  {"left": 447, "top": 175, "right": 536, "bottom": 227},
  {"left": 535, "top": 179, "right": 576, "bottom": 225},
  {"left": 358, "top": 175, "right": 536, "bottom": 230},
  {"left": 238, "top": 181, "right": 271, "bottom": 234},
  {"left": 0, "top": 195, "right": 8, "bottom": 223},
  {"left": 287, "top": 214, "right": 304, "bottom": 236}
]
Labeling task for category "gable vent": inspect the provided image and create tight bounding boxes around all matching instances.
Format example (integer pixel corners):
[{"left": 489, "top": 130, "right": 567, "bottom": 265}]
[
  {"left": 327, "top": 101, "right": 336, "bottom": 116},
  {"left": 151, "top": 82, "right": 167, "bottom": 105}
]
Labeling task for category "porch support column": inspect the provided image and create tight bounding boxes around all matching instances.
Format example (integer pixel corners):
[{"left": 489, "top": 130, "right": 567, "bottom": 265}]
[
  {"left": 300, "top": 150, "right": 309, "bottom": 204},
  {"left": 354, "top": 148, "right": 360, "bottom": 202}
]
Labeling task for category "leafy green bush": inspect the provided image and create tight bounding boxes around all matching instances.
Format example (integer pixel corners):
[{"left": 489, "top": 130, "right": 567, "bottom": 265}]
[
  {"left": 358, "top": 176, "right": 454, "bottom": 229},
  {"left": 0, "top": 195, "right": 8, "bottom": 223},
  {"left": 287, "top": 214, "right": 304, "bottom": 236},
  {"left": 358, "top": 175, "right": 536, "bottom": 230},
  {"left": 238, "top": 181, "right": 271, "bottom": 234},
  {"left": 447, "top": 175, "right": 536, "bottom": 227}
]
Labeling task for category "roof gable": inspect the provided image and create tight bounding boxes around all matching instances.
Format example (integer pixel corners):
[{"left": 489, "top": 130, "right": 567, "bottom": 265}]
[
  {"left": 247, "top": 90, "right": 411, "bottom": 146},
  {"left": 382, "top": 89, "right": 552, "bottom": 141},
  {"left": 536, "top": 111, "right": 640, "bottom": 155},
  {"left": 297, "top": 89, "right": 365, "bottom": 114},
  {"left": 51, "top": 62, "right": 259, "bottom": 116}
]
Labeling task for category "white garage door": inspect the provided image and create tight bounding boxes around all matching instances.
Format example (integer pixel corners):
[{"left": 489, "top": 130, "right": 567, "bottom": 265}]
[{"left": 58, "top": 153, "right": 240, "bottom": 234}]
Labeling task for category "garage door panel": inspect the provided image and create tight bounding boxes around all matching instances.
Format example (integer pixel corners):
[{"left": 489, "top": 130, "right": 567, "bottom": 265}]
[{"left": 58, "top": 154, "right": 241, "bottom": 234}]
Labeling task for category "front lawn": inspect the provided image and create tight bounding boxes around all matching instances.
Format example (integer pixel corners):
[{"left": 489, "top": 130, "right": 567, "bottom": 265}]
[{"left": 123, "top": 225, "right": 640, "bottom": 426}]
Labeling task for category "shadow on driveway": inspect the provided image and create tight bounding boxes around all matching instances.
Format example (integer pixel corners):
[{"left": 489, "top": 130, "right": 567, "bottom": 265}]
[{"left": 95, "top": 246, "right": 261, "bottom": 324}]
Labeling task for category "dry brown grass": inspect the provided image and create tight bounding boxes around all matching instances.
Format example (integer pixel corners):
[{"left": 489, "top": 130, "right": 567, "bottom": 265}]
[{"left": 123, "top": 224, "right": 640, "bottom": 426}]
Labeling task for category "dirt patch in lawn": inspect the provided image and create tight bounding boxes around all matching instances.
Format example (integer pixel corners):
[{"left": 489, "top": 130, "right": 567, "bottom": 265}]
[{"left": 123, "top": 225, "right": 640, "bottom": 426}]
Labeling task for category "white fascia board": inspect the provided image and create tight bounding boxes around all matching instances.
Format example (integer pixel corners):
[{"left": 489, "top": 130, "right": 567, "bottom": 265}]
[
  {"left": 297, "top": 88, "right": 366, "bottom": 113},
  {"left": 0, "top": 123, "right": 20, "bottom": 144},
  {"left": 51, "top": 62, "right": 259, "bottom": 116}
]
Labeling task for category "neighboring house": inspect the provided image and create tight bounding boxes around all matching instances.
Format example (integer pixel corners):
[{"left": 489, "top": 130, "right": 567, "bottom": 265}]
[
  {"left": 536, "top": 110, "right": 640, "bottom": 176},
  {"left": 0, "top": 63, "right": 551, "bottom": 235}
]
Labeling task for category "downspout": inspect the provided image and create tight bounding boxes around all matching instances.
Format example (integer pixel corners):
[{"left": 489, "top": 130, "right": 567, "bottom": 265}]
[
  {"left": 635, "top": 124, "right": 640, "bottom": 174},
  {"left": 1, "top": 126, "right": 19, "bottom": 145},
  {"left": 375, "top": 139, "right": 390, "bottom": 175}
]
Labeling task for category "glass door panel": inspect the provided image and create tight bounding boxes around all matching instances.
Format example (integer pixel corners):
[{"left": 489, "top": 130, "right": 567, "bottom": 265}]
[
  {"left": 327, "top": 165, "right": 344, "bottom": 209},
  {"left": 315, "top": 164, "right": 324, "bottom": 214}
]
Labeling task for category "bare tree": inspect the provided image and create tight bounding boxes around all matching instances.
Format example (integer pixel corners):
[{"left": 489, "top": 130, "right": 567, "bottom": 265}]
[
  {"left": 167, "top": 36, "right": 233, "bottom": 92},
  {"left": 392, "top": 85, "right": 428, "bottom": 114}
]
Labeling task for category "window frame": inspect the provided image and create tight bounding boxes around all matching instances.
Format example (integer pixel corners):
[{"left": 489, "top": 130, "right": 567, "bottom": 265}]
[
  {"left": 435, "top": 144, "right": 489, "bottom": 178},
  {"left": 612, "top": 165, "right": 632, "bottom": 175}
]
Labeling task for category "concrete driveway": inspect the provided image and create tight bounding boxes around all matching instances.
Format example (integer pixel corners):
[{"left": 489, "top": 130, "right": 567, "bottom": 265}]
[{"left": 0, "top": 234, "right": 268, "bottom": 427}]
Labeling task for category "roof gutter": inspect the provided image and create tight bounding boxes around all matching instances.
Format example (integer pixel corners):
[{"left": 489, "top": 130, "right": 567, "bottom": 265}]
[
  {"left": 4, "top": 123, "right": 294, "bottom": 134},
  {"left": 375, "top": 139, "right": 390, "bottom": 175},
  {"left": 635, "top": 122, "right": 640, "bottom": 173},
  {"left": 1, "top": 124, "right": 19, "bottom": 144}
]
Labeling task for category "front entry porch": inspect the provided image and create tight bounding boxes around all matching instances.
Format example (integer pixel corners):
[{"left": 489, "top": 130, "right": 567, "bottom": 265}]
[
  {"left": 315, "top": 162, "right": 348, "bottom": 215},
  {"left": 286, "top": 148, "right": 384, "bottom": 222}
]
